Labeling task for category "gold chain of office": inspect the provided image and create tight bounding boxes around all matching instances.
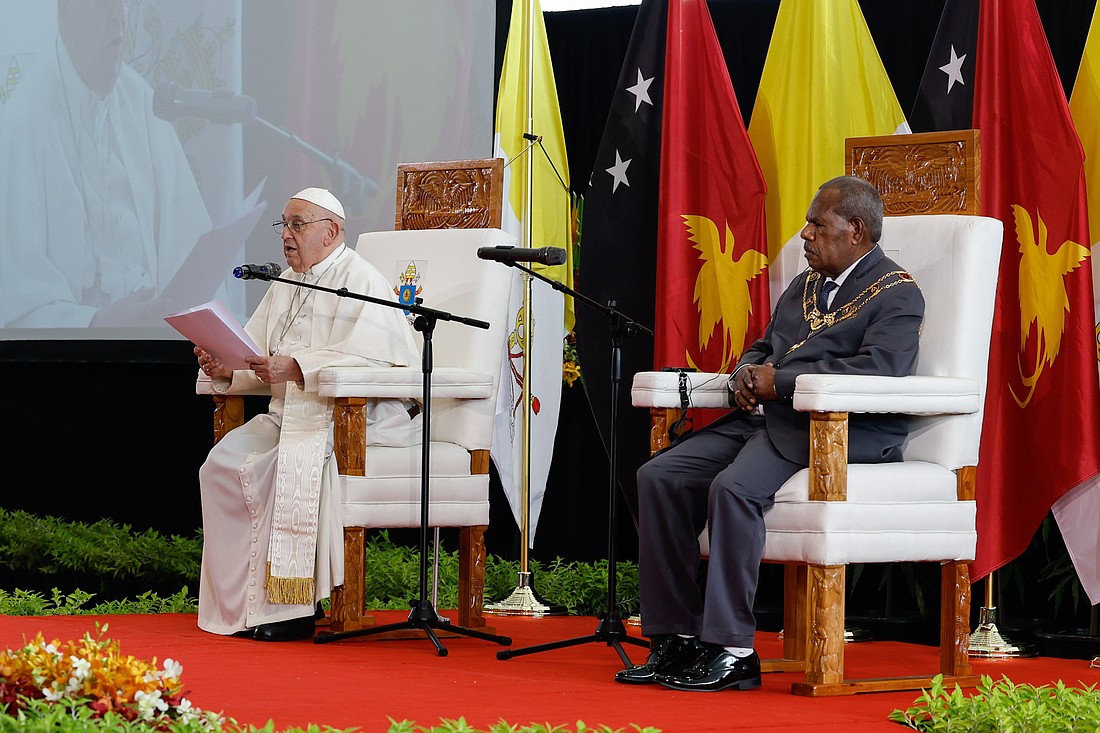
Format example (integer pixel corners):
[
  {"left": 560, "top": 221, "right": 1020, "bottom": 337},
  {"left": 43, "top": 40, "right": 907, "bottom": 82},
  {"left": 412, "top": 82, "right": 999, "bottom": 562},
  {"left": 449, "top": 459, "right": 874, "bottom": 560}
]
[{"left": 782, "top": 270, "right": 918, "bottom": 358}]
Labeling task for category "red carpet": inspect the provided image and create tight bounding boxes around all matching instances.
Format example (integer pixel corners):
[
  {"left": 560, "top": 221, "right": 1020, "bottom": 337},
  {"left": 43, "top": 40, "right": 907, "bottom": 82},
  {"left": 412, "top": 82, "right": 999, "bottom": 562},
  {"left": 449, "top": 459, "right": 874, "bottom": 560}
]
[{"left": 2, "top": 611, "right": 1097, "bottom": 732}]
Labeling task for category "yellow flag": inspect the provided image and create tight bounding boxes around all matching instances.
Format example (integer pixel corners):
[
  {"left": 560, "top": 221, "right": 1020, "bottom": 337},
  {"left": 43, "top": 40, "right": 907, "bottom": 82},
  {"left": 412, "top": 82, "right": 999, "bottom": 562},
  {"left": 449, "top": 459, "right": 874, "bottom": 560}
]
[
  {"left": 748, "top": 0, "right": 906, "bottom": 269},
  {"left": 1071, "top": 5, "right": 1100, "bottom": 251},
  {"left": 495, "top": 0, "right": 574, "bottom": 330}
]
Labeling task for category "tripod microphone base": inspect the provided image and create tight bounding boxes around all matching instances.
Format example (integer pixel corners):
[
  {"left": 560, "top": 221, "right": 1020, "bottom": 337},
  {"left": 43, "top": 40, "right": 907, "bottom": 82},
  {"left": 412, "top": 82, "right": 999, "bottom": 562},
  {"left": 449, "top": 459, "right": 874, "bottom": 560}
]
[
  {"left": 496, "top": 612, "right": 649, "bottom": 667},
  {"left": 485, "top": 571, "right": 567, "bottom": 616},
  {"left": 315, "top": 599, "right": 512, "bottom": 656}
]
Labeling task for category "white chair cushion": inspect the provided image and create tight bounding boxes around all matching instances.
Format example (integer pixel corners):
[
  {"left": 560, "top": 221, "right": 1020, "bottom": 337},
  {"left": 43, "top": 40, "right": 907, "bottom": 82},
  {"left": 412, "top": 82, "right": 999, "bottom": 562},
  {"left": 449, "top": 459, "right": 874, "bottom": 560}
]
[
  {"left": 320, "top": 366, "right": 495, "bottom": 400},
  {"left": 362, "top": 441, "right": 475, "bottom": 478},
  {"left": 774, "top": 461, "right": 957, "bottom": 503},
  {"left": 766, "top": 459, "right": 974, "bottom": 567},
  {"left": 340, "top": 478, "right": 489, "bottom": 527},
  {"left": 339, "top": 441, "right": 489, "bottom": 528},
  {"left": 761, "top": 501, "right": 976, "bottom": 565},
  {"left": 698, "top": 461, "right": 975, "bottom": 564}
]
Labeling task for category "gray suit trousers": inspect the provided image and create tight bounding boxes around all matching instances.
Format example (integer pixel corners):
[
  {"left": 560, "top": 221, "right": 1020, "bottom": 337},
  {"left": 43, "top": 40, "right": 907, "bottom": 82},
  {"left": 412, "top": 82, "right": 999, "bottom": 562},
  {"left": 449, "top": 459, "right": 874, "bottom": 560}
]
[{"left": 636, "top": 412, "right": 801, "bottom": 648}]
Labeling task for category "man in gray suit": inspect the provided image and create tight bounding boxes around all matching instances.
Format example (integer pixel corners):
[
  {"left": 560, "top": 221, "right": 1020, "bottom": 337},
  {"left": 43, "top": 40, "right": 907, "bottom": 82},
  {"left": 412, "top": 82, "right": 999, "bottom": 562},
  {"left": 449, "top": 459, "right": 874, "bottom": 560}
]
[{"left": 617, "top": 175, "right": 925, "bottom": 692}]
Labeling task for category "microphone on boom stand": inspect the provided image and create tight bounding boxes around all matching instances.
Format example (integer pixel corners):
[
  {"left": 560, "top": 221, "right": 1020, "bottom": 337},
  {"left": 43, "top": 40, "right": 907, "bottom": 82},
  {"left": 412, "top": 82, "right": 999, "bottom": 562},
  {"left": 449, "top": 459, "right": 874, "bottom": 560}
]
[
  {"left": 476, "top": 246, "right": 567, "bottom": 266},
  {"left": 233, "top": 262, "right": 283, "bottom": 280}
]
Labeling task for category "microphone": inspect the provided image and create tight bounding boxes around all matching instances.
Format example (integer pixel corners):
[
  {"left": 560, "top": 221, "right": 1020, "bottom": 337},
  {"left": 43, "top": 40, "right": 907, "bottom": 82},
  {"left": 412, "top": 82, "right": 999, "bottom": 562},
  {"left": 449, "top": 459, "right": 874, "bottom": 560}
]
[
  {"left": 233, "top": 262, "right": 282, "bottom": 280},
  {"left": 153, "top": 82, "right": 256, "bottom": 125},
  {"left": 476, "top": 246, "right": 567, "bottom": 266}
]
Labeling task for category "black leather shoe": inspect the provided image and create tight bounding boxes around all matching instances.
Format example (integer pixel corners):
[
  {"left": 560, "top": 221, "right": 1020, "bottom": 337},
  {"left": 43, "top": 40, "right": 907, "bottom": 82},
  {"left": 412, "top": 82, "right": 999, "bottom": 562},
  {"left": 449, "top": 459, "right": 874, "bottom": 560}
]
[
  {"left": 656, "top": 646, "right": 762, "bottom": 692},
  {"left": 252, "top": 614, "right": 317, "bottom": 641},
  {"left": 614, "top": 635, "right": 708, "bottom": 685}
]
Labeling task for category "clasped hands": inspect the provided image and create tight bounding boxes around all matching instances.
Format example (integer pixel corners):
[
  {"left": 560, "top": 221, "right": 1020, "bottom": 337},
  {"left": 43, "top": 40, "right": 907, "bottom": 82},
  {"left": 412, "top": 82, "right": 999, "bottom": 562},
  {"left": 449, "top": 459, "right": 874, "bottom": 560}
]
[
  {"left": 194, "top": 346, "right": 304, "bottom": 384},
  {"left": 732, "top": 363, "right": 778, "bottom": 411}
]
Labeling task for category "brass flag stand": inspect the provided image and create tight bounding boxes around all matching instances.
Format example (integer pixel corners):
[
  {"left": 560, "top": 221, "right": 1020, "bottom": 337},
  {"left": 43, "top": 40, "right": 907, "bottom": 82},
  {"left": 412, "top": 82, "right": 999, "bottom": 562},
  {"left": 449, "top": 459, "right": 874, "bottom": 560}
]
[
  {"left": 483, "top": 264, "right": 564, "bottom": 616},
  {"left": 484, "top": 0, "right": 567, "bottom": 617},
  {"left": 968, "top": 572, "right": 1037, "bottom": 658}
]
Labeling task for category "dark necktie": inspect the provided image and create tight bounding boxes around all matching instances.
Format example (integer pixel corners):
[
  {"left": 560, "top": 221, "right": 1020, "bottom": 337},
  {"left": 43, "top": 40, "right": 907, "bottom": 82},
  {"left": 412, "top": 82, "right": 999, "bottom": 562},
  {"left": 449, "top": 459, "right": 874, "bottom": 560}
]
[{"left": 819, "top": 280, "right": 839, "bottom": 312}]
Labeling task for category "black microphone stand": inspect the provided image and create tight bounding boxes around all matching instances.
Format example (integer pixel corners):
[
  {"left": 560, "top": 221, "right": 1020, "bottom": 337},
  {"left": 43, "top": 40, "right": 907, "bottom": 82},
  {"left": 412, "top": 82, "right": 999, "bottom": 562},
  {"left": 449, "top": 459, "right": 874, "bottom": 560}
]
[
  {"left": 243, "top": 271, "right": 512, "bottom": 655},
  {"left": 482, "top": 262, "right": 651, "bottom": 667}
]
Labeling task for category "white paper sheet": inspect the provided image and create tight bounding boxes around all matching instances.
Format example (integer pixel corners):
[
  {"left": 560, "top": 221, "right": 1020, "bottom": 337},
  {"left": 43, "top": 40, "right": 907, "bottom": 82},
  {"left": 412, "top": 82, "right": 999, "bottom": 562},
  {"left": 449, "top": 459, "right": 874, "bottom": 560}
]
[{"left": 164, "top": 299, "right": 261, "bottom": 370}]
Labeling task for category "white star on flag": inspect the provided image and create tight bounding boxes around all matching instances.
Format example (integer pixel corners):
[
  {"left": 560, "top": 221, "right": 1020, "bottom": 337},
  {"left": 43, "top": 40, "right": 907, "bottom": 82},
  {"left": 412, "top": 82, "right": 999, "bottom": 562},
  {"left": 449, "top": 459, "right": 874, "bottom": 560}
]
[
  {"left": 626, "top": 68, "right": 654, "bottom": 112},
  {"left": 939, "top": 44, "right": 967, "bottom": 94},
  {"left": 606, "top": 150, "right": 631, "bottom": 192}
]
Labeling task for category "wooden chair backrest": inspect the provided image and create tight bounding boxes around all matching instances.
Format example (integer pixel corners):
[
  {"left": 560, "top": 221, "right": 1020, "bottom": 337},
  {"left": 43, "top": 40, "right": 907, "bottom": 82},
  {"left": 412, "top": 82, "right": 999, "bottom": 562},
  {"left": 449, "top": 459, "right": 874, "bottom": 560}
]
[
  {"left": 394, "top": 158, "right": 504, "bottom": 230},
  {"left": 845, "top": 129, "right": 980, "bottom": 215}
]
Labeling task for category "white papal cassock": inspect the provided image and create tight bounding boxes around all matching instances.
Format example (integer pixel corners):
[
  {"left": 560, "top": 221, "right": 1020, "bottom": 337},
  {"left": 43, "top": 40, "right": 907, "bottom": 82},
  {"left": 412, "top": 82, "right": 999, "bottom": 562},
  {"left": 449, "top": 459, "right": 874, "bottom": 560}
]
[{"left": 198, "top": 243, "right": 420, "bottom": 635}]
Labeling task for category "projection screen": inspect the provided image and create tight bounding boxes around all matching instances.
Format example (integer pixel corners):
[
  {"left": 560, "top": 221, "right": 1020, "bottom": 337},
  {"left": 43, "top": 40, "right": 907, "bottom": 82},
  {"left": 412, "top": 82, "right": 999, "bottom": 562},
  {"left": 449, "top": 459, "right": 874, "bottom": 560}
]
[{"left": 0, "top": 0, "right": 495, "bottom": 340}]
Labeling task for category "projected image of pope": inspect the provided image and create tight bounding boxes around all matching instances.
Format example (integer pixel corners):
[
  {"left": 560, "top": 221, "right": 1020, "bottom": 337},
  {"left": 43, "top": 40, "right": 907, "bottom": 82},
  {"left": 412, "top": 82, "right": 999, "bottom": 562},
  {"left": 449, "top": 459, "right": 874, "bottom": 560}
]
[{"left": 0, "top": 0, "right": 263, "bottom": 329}]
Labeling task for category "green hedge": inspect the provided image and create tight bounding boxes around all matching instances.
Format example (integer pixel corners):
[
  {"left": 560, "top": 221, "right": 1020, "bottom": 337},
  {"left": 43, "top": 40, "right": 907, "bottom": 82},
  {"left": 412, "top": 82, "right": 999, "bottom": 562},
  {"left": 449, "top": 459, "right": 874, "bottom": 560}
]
[{"left": 0, "top": 509, "right": 638, "bottom": 618}]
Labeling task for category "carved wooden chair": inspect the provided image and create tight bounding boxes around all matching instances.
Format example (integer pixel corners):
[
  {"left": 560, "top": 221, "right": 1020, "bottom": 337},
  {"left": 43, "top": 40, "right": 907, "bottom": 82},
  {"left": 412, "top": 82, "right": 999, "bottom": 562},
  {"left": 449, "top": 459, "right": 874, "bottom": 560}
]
[
  {"left": 327, "top": 157, "right": 505, "bottom": 633},
  {"left": 630, "top": 131, "right": 999, "bottom": 695},
  {"left": 321, "top": 226, "right": 516, "bottom": 634}
]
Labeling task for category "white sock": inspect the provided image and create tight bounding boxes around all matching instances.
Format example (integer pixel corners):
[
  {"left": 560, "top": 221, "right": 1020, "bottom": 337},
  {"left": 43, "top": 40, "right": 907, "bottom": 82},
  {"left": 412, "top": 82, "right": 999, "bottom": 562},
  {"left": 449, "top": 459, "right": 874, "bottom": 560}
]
[{"left": 724, "top": 646, "right": 754, "bottom": 658}]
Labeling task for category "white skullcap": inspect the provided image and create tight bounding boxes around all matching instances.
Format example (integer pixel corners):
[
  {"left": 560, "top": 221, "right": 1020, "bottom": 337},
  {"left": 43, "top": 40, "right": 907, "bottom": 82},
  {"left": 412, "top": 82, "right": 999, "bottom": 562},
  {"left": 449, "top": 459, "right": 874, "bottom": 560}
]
[{"left": 291, "top": 187, "right": 345, "bottom": 219}]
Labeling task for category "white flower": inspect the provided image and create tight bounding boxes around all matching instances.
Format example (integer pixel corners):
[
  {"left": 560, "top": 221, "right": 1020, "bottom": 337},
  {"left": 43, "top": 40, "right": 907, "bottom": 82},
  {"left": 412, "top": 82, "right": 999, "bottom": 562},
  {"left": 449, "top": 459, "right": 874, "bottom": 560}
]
[
  {"left": 162, "top": 657, "right": 184, "bottom": 679},
  {"left": 38, "top": 642, "right": 61, "bottom": 661},
  {"left": 65, "top": 676, "right": 82, "bottom": 694},
  {"left": 175, "top": 698, "right": 197, "bottom": 723},
  {"left": 134, "top": 689, "right": 169, "bottom": 720},
  {"left": 41, "top": 685, "right": 64, "bottom": 702},
  {"left": 69, "top": 656, "right": 91, "bottom": 680}
]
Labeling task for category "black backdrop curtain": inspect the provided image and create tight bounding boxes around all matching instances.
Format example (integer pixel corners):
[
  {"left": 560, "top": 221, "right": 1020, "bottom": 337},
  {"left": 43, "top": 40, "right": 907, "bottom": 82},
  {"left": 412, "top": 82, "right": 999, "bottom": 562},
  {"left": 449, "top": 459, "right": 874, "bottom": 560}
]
[{"left": 3, "top": 0, "right": 1096, "bottom": 567}]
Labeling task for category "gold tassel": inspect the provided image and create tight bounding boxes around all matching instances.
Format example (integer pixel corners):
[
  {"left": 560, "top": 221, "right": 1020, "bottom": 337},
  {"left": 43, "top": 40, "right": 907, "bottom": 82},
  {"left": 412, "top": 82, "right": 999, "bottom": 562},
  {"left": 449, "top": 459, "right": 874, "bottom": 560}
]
[{"left": 265, "top": 563, "right": 315, "bottom": 606}]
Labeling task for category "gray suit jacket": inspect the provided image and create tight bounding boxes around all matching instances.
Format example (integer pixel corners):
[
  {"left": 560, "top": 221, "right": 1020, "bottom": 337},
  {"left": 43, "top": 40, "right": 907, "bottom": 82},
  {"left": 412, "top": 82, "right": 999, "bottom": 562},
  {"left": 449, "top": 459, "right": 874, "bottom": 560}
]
[{"left": 738, "top": 245, "right": 925, "bottom": 466}]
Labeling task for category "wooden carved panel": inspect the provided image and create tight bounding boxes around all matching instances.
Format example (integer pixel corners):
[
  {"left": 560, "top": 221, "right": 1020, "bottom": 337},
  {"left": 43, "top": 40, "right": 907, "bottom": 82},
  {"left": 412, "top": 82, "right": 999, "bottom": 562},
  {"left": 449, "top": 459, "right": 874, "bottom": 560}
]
[
  {"left": 460, "top": 525, "right": 488, "bottom": 629},
  {"left": 330, "top": 527, "right": 367, "bottom": 632},
  {"left": 809, "top": 412, "right": 848, "bottom": 501},
  {"left": 846, "top": 129, "right": 980, "bottom": 215},
  {"left": 806, "top": 564, "right": 846, "bottom": 686},
  {"left": 212, "top": 394, "right": 245, "bottom": 443},
  {"left": 649, "top": 407, "right": 675, "bottom": 456},
  {"left": 470, "top": 448, "right": 491, "bottom": 475},
  {"left": 395, "top": 158, "right": 504, "bottom": 231},
  {"left": 333, "top": 397, "right": 367, "bottom": 477},
  {"left": 783, "top": 563, "right": 810, "bottom": 662},
  {"left": 941, "top": 560, "right": 974, "bottom": 676}
]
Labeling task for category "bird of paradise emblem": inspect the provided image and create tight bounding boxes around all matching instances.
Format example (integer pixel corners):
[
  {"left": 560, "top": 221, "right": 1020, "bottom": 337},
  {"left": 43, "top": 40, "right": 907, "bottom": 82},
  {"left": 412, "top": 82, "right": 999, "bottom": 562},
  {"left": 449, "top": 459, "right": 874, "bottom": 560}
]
[
  {"left": 1010, "top": 204, "right": 1090, "bottom": 408},
  {"left": 682, "top": 214, "right": 768, "bottom": 372}
]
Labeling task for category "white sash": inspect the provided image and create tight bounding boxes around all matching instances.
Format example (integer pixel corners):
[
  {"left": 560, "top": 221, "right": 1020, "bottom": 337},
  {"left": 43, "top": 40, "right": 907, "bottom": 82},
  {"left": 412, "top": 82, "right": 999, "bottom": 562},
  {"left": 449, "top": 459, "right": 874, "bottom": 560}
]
[{"left": 265, "top": 381, "right": 333, "bottom": 605}]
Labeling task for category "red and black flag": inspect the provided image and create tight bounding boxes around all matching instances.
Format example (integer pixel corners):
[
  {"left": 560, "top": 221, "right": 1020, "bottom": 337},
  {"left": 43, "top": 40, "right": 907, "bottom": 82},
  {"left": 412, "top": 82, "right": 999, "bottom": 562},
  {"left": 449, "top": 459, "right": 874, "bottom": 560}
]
[
  {"left": 575, "top": 0, "right": 768, "bottom": 511},
  {"left": 911, "top": 0, "right": 1100, "bottom": 580}
]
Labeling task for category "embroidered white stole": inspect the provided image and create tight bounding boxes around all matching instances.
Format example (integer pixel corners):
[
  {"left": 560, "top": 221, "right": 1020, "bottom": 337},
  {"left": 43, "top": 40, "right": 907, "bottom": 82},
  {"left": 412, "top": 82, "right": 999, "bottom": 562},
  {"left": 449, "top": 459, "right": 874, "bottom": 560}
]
[{"left": 265, "top": 381, "right": 333, "bottom": 605}]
